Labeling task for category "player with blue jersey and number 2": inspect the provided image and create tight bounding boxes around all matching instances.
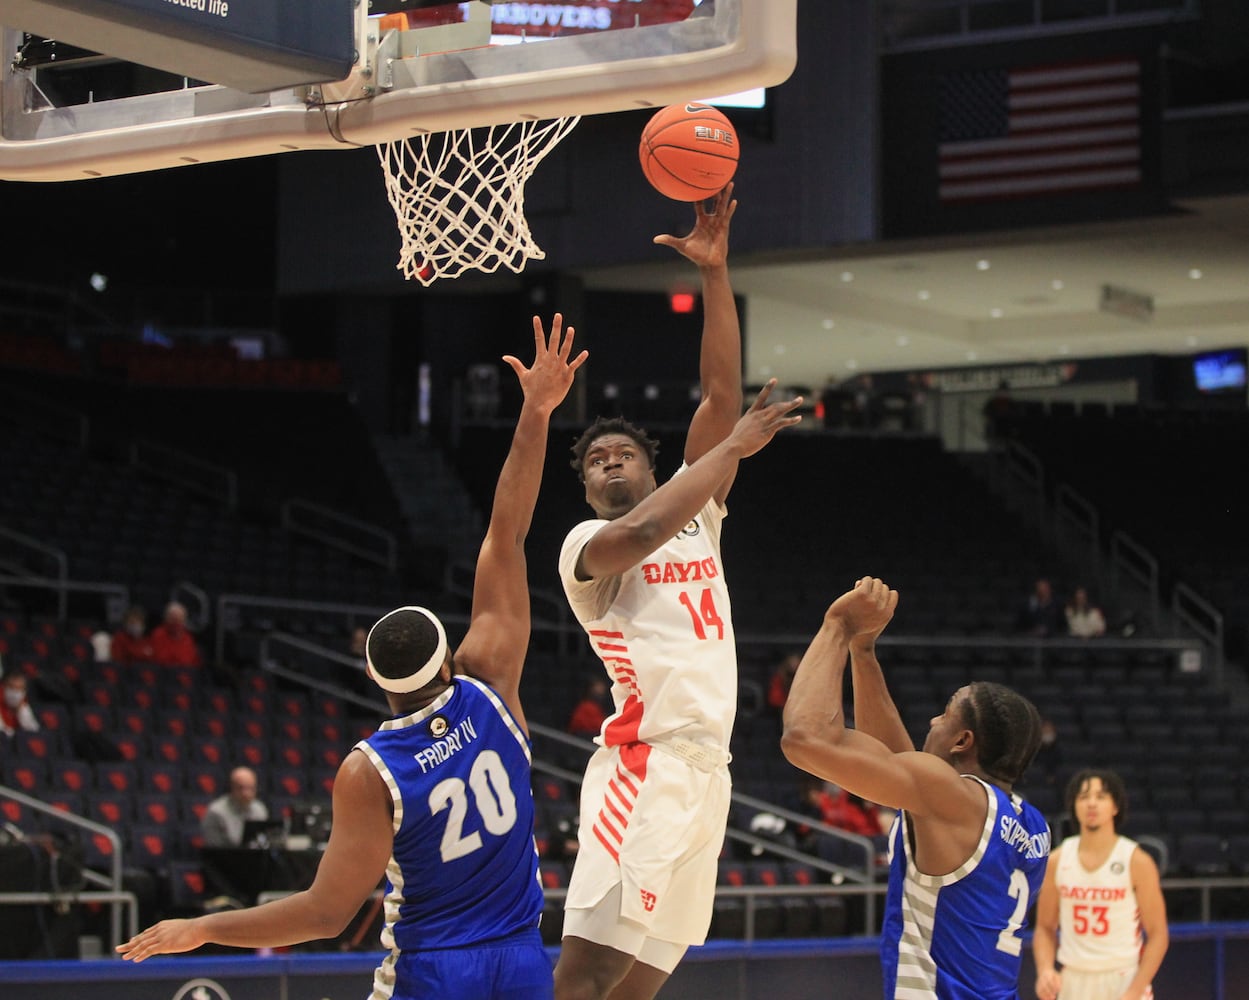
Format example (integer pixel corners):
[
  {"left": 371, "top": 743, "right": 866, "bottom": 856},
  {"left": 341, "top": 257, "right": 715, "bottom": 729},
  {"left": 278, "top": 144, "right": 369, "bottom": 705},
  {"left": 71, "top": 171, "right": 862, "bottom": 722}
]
[
  {"left": 781, "top": 577, "right": 1051, "bottom": 1000},
  {"left": 117, "top": 315, "right": 587, "bottom": 1000}
]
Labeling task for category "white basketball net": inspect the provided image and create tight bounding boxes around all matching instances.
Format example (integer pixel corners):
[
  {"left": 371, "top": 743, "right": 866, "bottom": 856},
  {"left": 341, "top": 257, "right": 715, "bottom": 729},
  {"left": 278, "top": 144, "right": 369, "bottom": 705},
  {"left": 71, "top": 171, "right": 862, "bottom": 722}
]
[{"left": 377, "top": 116, "right": 581, "bottom": 286}]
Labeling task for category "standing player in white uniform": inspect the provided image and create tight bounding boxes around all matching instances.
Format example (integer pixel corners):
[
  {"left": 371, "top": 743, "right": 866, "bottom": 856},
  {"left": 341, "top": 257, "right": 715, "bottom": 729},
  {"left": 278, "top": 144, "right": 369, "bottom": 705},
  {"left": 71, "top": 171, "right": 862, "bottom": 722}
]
[
  {"left": 1033, "top": 768, "right": 1168, "bottom": 1000},
  {"left": 553, "top": 184, "right": 804, "bottom": 1000}
]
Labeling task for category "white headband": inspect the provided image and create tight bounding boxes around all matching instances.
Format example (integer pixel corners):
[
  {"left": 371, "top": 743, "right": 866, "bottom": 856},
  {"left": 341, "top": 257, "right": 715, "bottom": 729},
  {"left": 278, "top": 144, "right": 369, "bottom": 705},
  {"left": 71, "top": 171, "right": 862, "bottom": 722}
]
[{"left": 365, "top": 606, "right": 448, "bottom": 694}]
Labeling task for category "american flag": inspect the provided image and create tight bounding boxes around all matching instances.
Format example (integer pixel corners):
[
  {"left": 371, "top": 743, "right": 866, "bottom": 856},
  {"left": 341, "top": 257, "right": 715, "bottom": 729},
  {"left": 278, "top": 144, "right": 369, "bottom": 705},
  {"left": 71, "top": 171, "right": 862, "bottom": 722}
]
[{"left": 937, "top": 58, "right": 1141, "bottom": 203}]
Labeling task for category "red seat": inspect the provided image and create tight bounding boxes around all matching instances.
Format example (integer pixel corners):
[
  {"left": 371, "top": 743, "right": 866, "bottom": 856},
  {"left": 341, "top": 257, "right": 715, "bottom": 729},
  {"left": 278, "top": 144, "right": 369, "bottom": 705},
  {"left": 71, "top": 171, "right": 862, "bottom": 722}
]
[
  {"left": 274, "top": 743, "right": 308, "bottom": 769},
  {"left": 167, "top": 861, "right": 206, "bottom": 909},
  {"left": 73, "top": 704, "right": 114, "bottom": 735},
  {"left": 315, "top": 745, "right": 343, "bottom": 770},
  {"left": 235, "top": 713, "right": 267, "bottom": 741},
  {"left": 130, "top": 825, "right": 174, "bottom": 870},
  {"left": 80, "top": 680, "right": 118, "bottom": 709},
  {"left": 41, "top": 792, "right": 84, "bottom": 824},
  {"left": 311, "top": 766, "right": 337, "bottom": 799},
  {"left": 182, "top": 797, "right": 213, "bottom": 826},
  {"left": 139, "top": 761, "right": 184, "bottom": 796},
  {"left": 35, "top": 703, "right": 70, "bottom": 735},
  {"left": 95, "top": 761, "right": 138, "bottom": 793},
  {"left": 112, "top": 733, "right": 147, "bottom": 763},
  {"left": 155, "top": 712, "right": 193, "bottom": 739},
  {"left": 150, "top": 736, "right": 186, "bottom": 764},
  {"left": 191, "top": 739, "right": 228, "bottom": 768},
  {"left": 539, "top": 860, "right": 568, "bottom": 889},
  {"left": 86, "top": 793, "right": 129, "bottom": 827},
  {"left": 49, "top": 757, "right": 93, "bottom": 794},
  {"left": 186, "top": 765, "right": 225, "bottom": 798},
  {"left": 83, "top": 828, "right": 123, "bottom": 871},
  {"left": 230, "top": 738, "right": 266, "bottom": 770},
  {"left": 0, "top": 798, "right": 30, "bottom": 827},
  {"left": 134, "top": 794, "right": 177, "bottom": 827},
  {"left": 201, "top": 688, "right": 234, "bottom": 715},
  {"left": 1, "top": 758, "right": 45, "bottom": 794},
  {"left": 14, "top": 730, "right": 59, "bottom": 760},
  {"left": 197, "top": 713, "right": 230, "bottom": 740},
  {"left": 116, "top": 707, "right": 151, "bottom": 736},
  {"left": 269, "top": 768, "right": 308, "bottom": 799},
  {"left": 274, "top": 693, "right": 309, "bottom": 718}
]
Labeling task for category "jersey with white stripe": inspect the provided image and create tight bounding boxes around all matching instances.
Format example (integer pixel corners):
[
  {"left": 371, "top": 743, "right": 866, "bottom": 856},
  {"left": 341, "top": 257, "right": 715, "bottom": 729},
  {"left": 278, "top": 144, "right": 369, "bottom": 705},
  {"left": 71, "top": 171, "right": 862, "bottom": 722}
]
[
  {"left": 354, "top": 676, "right": 544, "bottom": 953},
  {"left": 881, "top": 776, "right": 1050, "bottom": 999},
  {"left": 1055, "top": 835, "right": 1143, "bottom": 972},
  {"left": 559, "top": 477, "right": 735, "bottom": 750}
]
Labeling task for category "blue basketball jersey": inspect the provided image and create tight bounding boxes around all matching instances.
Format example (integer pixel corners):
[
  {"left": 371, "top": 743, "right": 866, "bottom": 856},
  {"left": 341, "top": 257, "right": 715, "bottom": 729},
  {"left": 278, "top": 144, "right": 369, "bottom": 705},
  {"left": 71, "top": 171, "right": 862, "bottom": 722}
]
[
  {"left": 881, "top": 776, "right": 1050, "bottom": 1000},
  {"left": 355, "top": 676, "right": 545, "bottom": 953}
]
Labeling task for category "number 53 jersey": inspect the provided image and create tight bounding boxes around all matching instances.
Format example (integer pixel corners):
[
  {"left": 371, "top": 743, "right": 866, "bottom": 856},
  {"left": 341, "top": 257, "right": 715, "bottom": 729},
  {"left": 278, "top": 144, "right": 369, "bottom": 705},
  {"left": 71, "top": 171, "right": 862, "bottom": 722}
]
[
  {"left": 559, "top": 486, "right": 737, "bottom": 751},
  {"left": 1055, "top": 834, "right": 1144, "bottom": 971},
  {"left": 355, "top": 676, "right": 544, "bottom": 951}
]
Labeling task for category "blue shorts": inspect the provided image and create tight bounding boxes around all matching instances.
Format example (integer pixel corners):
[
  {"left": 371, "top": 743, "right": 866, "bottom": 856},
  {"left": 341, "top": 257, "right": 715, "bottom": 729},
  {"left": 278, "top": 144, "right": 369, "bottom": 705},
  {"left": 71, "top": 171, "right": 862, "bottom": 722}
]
[{"left": 386, "top": 928, "right": 553, "bottom": 1000}]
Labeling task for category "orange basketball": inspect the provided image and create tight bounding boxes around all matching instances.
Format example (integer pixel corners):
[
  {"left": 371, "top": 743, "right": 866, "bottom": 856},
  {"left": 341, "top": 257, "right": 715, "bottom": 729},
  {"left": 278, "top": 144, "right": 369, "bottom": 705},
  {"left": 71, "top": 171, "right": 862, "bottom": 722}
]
[{"left": 638, "top": 103, "right": 739, "bottom": 202}]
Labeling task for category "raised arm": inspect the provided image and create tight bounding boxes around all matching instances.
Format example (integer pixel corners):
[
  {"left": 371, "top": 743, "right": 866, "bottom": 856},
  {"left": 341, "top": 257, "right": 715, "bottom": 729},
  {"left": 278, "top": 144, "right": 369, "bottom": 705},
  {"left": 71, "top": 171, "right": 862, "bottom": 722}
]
[
  {"left": 454, "top": 315, "right": 587, "bottom": 729},
  {"left": 848, "top": 624, "right": 915, "bottom": 754},
  {"left": 781, "top": 579, "right": 974, "bottom": 822},
  {"left": 654, "top": 185, "right": 743, "bottom": 492},
  {"left": 577, "top": 381, "right": 801, "bottom": 580}
]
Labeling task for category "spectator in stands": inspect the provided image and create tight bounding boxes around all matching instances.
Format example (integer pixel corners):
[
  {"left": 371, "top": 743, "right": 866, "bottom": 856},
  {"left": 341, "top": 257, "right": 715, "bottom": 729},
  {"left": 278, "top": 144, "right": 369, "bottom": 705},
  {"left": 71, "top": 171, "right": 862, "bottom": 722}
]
[
  {"left": 1065, "top": 585, "right": 1107, "bottom": 639},
  {"left": 149, "top": 601, "right": 203, "bottom": 668},
  {"left": 794, "top": 775, "right": 884, "bottom": 850},
  {"left": 982, "top": 379, "right": 1014, "bottom": 449},
  {"left": 201, "top": 766, "right": 269, "bottom": 847},
  {"left": 1031, "top": 717, "right": 1065, "bottom": 788},
  {"left": 1015, "top": 577, "right": 1065, "bottom": 638},
  {"left": 110, "top": 605, "right": 156, "bottom": 664},
  {"left": 0, "top": 671, "right": 39, "bottom": 737},
  {"left": 848, "top": 372, "right": 881, "bottom": 430},
  {"left": 766, "top": 651, "right": 802, "bottom": 715},
  {"left": 335, "top": 625, "right": 373, "bottom": 697},
  {"left": 566, "top": 676, "right": 610, "bottom": 740},
  {"left": 90, "top": 629, "right": 113, "bottom": 663},
  {"left": 348, "top": 626, "right": 368, "bottom": 664}
]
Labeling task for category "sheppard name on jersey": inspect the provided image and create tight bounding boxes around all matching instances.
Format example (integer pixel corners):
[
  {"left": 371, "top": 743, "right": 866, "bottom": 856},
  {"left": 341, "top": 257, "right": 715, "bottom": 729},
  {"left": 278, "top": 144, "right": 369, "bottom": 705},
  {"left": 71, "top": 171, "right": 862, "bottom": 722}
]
[
  {"left": 413, "top": 718, "right": 479, "bottom": 773},
  {"left": 1059, "top": 885, "right": 1128, "bottom": 901},
  {"left": 641, "top": 558, "right": 720, "bottom": 584},
  {"left": 999, "top": 814, "right": 1050, "bottom": 860}
]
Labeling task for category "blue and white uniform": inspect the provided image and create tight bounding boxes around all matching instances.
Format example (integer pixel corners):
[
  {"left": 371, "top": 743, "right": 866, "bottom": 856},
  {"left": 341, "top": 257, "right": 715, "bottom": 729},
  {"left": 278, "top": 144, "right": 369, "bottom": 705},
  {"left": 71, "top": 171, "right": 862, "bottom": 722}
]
[
  {"left": 354, "top": 676, "right": 549, "bottom": 1000},
  {"left": 881, "top": 776, "right": 1050, "bottom": 1000}
]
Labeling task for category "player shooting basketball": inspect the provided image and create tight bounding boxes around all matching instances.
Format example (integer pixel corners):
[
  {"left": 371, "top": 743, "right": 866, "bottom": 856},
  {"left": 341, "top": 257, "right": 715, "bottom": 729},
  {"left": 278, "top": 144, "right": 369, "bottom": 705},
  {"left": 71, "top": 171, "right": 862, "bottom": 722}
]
[{"left": 553, "top": 183, "right": 804, "bottom": 1000}]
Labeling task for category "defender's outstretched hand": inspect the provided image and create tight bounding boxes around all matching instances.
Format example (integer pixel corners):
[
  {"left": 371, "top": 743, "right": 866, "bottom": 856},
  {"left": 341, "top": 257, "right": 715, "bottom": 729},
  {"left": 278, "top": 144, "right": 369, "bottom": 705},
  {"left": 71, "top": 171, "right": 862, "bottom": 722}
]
[
  {"left": 652, "top": 183, "right": 737, "bottom": 268},
  {"left": 117, "top": 918, "right": 204, "bottom": 962},
  {"left": 724, "top": 378, "right": 804, "bottom": 459},
  {"left": 503, "top": 313, "right": 588, "bottom": 416}
]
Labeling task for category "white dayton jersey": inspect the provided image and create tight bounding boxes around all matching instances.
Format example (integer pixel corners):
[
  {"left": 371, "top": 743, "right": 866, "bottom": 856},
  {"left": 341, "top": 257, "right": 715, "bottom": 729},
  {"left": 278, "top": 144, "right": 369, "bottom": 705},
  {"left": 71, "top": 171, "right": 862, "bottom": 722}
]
[
  {"left": 1056, "top": 835, "right": 1144, "bottom": 971},
  {"left": 559, "top": 482, "right": 735, "bottom": 751}
]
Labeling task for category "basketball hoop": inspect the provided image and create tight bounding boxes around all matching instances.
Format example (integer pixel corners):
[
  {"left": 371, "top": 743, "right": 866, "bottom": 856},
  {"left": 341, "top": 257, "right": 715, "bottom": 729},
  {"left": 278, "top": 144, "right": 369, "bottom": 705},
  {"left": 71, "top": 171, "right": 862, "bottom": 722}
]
[{"left": 377, "top": 116, "right": 580, "bottom": 286}]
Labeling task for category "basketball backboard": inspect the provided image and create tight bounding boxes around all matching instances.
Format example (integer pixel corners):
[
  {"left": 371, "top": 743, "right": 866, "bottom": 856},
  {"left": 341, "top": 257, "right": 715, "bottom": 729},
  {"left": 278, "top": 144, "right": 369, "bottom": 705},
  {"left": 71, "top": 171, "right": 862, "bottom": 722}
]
[
  {"left": 0, "top": 0, "right": 798, "bottom": 182},
  {"left": 0, "top": 0, "right": 356, "bottom": 93}
]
